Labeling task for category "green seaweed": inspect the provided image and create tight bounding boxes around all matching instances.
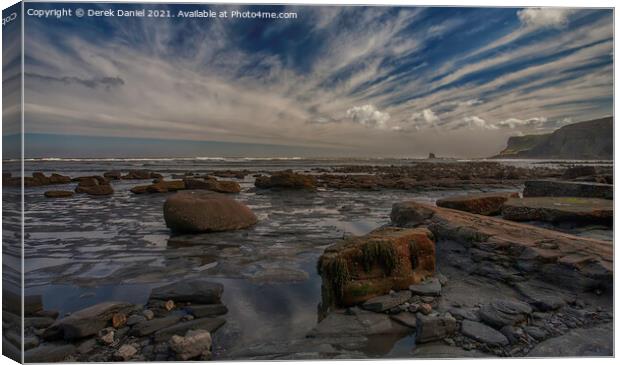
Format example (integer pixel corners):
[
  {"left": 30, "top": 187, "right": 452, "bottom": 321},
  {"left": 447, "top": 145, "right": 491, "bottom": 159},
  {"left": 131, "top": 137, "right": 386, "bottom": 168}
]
[
  {"left": 349, "top": 282, "right": 374, "bottom": 297},
  {"left": 361, "top": 241, "right": 398, "bottom": 275},
  {"left": 320, "top": 257, "right": 350, "bottom": 300}
]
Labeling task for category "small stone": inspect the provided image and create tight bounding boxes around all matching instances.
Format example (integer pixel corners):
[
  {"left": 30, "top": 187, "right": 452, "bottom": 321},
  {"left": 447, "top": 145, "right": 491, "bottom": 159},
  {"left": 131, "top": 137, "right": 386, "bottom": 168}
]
[
  {"left": 524, "top": 326, "right": 547, "bottom": 341},
  {"left": 361, "top": 291, "right": 412, "bottom": 312},
  {"left": 421, "top": 296, "right": 435, "bottom": 303},
  {"left": 127, "top": 314, "right": 146, "bottom": 326},
  {"left": 169, "top": 329, "right": 212, "bottom": 361},
  {"left": 436, "top": 272, "right": 449, "bottom": 286},
  {"left": 115, "top": 344, "right": 138, "bottom": 361},
  {"left": 408, "top": 303, "right": 420, "bottom": 313},
  {"left": 409, "top": 277, "right": 442, "bottom": 296},
  {"left": 165, "top": 300, "right": 175, "bottom": 311},
  {"left": 112, "top": 313, "right": 127, "bottom": 328},
  {"left": 415, "top": 313, "right": 457, "bottom": 343},
  {"left": 24, "top": 336, "right": 40, "bottom": 350},
  {"left": 419, "top": 303, "right": 433, "bottom": 315},
  {"left": 143, "top": 309, "right": 155, "bottom": 320},
  {"left": 183, "top": 315, "right": 195, "bottom": 321},
  {"left": 98, "top": 328, "right": 115, "bottom": 345}
]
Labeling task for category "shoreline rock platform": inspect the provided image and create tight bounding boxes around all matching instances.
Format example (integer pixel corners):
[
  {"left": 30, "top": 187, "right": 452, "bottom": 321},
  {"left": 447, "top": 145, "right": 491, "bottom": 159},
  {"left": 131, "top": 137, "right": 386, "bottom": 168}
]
[{"left": 501, "top": 197, "right": 612, "bottom": 226}]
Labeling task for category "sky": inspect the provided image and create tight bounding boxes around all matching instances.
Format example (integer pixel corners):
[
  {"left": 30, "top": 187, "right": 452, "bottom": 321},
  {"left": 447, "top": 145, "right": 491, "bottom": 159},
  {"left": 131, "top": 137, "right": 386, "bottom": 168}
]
[{"left": 11, "top": 3, "right": 614, "bottom": 158}]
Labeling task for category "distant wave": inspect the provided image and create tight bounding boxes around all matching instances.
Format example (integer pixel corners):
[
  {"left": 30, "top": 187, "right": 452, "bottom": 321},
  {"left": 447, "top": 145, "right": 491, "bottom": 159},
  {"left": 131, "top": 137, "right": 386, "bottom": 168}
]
[{"left": 9, "top": 156, "right": 321, "bottom": 163}]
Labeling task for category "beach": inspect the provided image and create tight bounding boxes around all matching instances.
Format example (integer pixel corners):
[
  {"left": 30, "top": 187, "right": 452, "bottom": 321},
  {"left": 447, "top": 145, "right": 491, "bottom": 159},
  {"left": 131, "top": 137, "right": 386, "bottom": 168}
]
[{"left": 2, "top": 157, "right": 613, "bottom": 360}]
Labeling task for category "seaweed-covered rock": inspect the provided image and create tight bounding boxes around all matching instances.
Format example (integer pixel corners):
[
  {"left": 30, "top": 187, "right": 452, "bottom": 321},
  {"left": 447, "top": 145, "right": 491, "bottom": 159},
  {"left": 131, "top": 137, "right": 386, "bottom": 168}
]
[
  {"left": 255, "top": 170, "right": 317, "bottom": 191},
  {"left": 44, "top": 190, "right": 74, "bottom": 198},
  {"left": 74, "top": 178, "right": 114, "bottom": 196},
  {"left": 436, "top": 192, "right": 519, "bottom": 215},
  {"left": 6, "top": 172, "right": 72, "bottom": 187},
  {"left": 131, "top": 180, "right": 186, "bottom": 194},
  {"left": 502, "top": 197, "right": 612, "bottom": 226},
  {"left": 523, "top": 180, "right": 612, "bottom": 200},
  {"left": 184, "top": 178, "right": 241, "bottom": 193},
  {"left": 122, "top": 170, "right": 162, "bottom": 180},
  {"left": 103, "top": 171, "right": 122, "bottom": 180},
  {"left": 317, "top": 227, "right": 435, "bottom": 308}
]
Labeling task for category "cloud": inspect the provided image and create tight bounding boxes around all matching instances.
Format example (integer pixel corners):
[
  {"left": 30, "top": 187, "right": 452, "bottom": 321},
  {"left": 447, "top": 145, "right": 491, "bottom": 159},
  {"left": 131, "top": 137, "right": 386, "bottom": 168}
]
[
  {"left": 408, "top": 108, "right": 439, "bottom": 129},
  {"left": 345, "top": 105, "right": 391, "bottom": 129},
  {"left": 447, "top": 116, "right": 498, "bottom": 130},
  {"left": 517, "top": 8, "right": 574, "bottom": 28},
  {"left": 25, "top": 72, "right": 125, "bottom": 90},
  {"left": 496, "top": 117, "right": 548, "bottom": 129},
  {"left": 458, "top": 99, "right": 483, "bottom": 107}
]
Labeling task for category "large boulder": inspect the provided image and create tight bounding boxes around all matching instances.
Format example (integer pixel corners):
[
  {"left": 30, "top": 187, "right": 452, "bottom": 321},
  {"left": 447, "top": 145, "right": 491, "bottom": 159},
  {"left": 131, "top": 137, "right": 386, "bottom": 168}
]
[
  {"left": 164, "top": 191, "right": 257, "bottom": 233},
  {"left": 436, "top": 191, "right": 519, "bottom": 215},
  {"left": 254, "top": 170, "right": 317, "bottom": 191},
  {"left": 502, "top": 197, "right": 612, "bottom": 226},
  {"left": 317, "top": 227, "right": 435, "bottom": 308},
  {"left": 523, "top": 180, "right": 612, "bottom": 200}
]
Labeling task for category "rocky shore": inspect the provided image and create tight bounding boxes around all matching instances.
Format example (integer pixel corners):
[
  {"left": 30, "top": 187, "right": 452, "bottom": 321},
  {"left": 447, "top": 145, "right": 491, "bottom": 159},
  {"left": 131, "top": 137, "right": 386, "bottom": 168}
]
[{"left": 3, "top": 161, "right": 613, "bottom": 360}]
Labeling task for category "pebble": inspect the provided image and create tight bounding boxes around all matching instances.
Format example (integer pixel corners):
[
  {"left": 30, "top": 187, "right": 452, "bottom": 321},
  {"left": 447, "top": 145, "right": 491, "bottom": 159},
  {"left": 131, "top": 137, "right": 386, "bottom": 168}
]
[
  {"left": 112, "top": 313, "right": 127, "bottom": 328},
  {"left": 419, "top": 303, "right": 433, "bottom": 315},
  {"left": 98, "top": 328, "right": 115, "bottom": 345},
  {"left": 143, "top": 309, "right": 155, "bottom": 320},
  {"left": 115, "top": 344, "right": 138, "bottom": 361},
  {"left": 165, "top": 300, "right": 176, "bottom": 311}
]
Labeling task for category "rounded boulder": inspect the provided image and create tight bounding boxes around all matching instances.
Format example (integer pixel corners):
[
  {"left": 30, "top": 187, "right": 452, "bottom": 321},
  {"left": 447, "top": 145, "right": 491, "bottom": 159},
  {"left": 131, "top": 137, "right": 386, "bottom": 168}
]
[{"left": 164, "top": 191, "right": 257, "bottom": 233}]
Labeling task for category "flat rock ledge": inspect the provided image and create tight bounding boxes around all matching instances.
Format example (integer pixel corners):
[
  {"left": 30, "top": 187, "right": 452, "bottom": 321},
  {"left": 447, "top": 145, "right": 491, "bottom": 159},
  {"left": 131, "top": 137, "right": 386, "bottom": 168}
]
[
  {"left": 523, "top": 180, "right": 612, "bottom": 200},
  {"left": 390, "top": 201, "right": 612, "bottom": 293},
  {"left": 436, "top": 191, "right": 519, "bottom": 216},
  {"left": 501, "top": 197, "right": 612, "bottom": 226}
]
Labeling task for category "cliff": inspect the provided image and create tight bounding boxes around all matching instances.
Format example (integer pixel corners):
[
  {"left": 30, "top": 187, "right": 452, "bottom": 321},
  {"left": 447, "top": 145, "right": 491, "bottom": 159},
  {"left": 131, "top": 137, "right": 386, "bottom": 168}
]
[{"left": 494, "top": 117, "right": 613, "bottom": 160}]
